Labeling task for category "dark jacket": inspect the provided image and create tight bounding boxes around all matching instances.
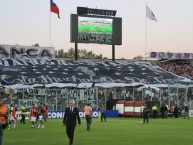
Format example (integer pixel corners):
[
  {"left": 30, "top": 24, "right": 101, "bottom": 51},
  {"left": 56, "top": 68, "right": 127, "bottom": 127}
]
[
  {"left": 143, "top": 107, "right": 149, "bottom": 117},
  {"left": 184, "top": 106, "right": 189, "bottom": 112},
  {"left": 160, "top": 105, "right": 167, "bottom": 112},
  {"left": 63, "top": 107, "right": 81, "bottom": 126}
]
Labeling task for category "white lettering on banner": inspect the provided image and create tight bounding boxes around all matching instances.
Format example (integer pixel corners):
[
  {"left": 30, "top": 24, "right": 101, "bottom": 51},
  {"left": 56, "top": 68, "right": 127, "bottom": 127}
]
[
  {"left": 189, "top": 110, "right": 193, "bottom": 117},
  {"left": 19, "top": 99, "right": 39, "bottom": 108},
  {"left": 92, "top": 112, "right": 99, "bottom": 118},
  {"left": 28, "top": 89, "right": 62, "bottom": 95},
  {"left": 16, "top": 111, "right": 30, "bottom": 120},
  {"left": 79, "top": 112, "right": 85, "bottom": 118},
  {"left": 51, "top": 112, "right": 56, "bottom": 118},
  {"left": 47, "top": 111, "right": 99, "bottom": 119},
  {"left": 0, "top": 45, "right": 54, "bottom": 58},
  {"left": 15, "top": 111, "right": 101, "bottom": 119},
  {"left": 0, "top": 57, "right": 181, "bottom": 85},
  {"left": 48, "top": 112, "right": 64, "bottom": 119}
]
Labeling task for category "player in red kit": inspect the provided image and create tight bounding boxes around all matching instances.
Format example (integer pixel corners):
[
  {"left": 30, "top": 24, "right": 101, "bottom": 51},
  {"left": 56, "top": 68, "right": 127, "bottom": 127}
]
[
  {"left": 10, "top": 103, "right": 17, "bottom": 129},
  {"left": 29, "top": 104, "right": 37, "bottom": 128}
]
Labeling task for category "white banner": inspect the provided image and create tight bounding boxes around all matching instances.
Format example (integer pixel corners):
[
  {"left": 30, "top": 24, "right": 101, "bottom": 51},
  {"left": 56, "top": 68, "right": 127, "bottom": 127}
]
[
  {"left": 18, "top": 99, "right": 39, "bottom": 108},
  {"left": 15, "top": 111, "right": 100, "bottom": 120},
  {"left": 189, "top": 110, "right": 193, "bottom": 117},
  {"left": 0, "top": 44, "right": 55, "bottom": 58}
]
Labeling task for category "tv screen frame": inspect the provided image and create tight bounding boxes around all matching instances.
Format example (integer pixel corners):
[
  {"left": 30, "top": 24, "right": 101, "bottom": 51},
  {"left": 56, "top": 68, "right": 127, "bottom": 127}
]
[{"left": 70, "top": 14, "right": 122, "bottom": 45}]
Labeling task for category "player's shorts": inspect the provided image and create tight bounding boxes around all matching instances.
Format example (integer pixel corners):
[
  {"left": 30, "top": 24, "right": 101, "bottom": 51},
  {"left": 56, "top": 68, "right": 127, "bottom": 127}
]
[
  {"left": 38, "top": 115, "right": 43, "bottom": 121},
  {"left": 10, "top": 116, "right": 16, "bottom": 124},
  {"left": 31, "top": 117, "right": 36, "bottom": 122}
]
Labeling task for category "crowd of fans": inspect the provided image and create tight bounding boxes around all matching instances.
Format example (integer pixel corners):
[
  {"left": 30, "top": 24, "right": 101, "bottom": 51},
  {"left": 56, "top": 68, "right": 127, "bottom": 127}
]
[
  {"left": 78, "top": 32, "right": 112, "bottom": 43},
  {"left": 158, "top": 60, "right": 193, "bottom": 79}
]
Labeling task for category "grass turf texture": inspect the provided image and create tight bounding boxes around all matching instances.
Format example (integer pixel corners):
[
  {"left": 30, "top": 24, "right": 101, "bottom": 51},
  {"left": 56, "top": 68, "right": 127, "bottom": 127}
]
[
  {"left": 4, "top": 117, "right": 193, "bottom": 145},
  {"left": 78, "top": 24, "right": 112, "bottom": 33}
]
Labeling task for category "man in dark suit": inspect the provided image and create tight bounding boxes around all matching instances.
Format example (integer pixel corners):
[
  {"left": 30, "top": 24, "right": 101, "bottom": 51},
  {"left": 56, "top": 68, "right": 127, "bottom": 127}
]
[{"left": 63, "top": 100, "right": 81, "bottom": 145}]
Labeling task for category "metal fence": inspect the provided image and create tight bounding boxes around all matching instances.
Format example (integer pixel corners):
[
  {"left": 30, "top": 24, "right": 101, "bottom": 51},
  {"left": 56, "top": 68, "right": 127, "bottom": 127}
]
[{"left": 2, "top": 83, "right": 193, "bottom": 111}]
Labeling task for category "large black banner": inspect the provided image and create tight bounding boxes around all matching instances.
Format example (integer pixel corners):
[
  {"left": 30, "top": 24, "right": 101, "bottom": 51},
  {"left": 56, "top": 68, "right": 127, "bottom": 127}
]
[{"left": 0, "top": 58, "right": 183, "bottom": 85}]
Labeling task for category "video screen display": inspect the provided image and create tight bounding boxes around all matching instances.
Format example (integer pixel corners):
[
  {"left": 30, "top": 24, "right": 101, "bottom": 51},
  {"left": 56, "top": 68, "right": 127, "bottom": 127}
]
[
  {"left": 70, "top": 14, "right": 122, "bottom": 45},
  {"left": 78, "top": 17, "right": 113, "bottom": 44}
]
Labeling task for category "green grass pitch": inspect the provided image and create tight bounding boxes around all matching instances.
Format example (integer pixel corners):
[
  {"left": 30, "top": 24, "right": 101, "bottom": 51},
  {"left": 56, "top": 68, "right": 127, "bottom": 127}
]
[
  {"left": 4, "top": 117, "right": 193, "bottom": 145},
  {"left": 78, "top": 24, "right": 112, "bottom": 33}
]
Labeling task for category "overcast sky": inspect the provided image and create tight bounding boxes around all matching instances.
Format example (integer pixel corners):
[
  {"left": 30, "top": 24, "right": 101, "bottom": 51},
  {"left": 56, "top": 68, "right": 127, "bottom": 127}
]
[{"left": 0, "top": 0, "right": 193, "bottom": 59}]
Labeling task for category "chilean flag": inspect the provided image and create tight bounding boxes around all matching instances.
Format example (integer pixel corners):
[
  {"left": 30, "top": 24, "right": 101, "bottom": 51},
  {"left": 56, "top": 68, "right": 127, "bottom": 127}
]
[{"left": 50, "top": 0, "right": 60, "bottom": 18}]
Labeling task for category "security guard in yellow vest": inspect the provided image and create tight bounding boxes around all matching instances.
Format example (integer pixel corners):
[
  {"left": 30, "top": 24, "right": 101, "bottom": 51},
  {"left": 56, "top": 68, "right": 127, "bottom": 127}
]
[
  {"left": 152, "top": 104, "right": 158, "bottom": 119},
  {"left": 20, "top": 104, "right": 27, "bottom": 124}
]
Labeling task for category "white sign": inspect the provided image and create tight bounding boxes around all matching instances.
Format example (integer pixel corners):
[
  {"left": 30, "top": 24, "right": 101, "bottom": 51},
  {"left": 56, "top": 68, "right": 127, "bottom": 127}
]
[
  {"left": 0, "top": 44, "right": 55, "bottom": 58},
  {"left": 189, "top": 110, "right": 193, "bottom": 117}
]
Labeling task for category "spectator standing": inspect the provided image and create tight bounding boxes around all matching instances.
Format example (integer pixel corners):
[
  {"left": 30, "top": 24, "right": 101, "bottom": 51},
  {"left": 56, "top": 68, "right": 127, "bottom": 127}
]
[
  {"left": 142, "top": 105, "right": 149, "bottom": 124},
  {"left": 100, "top": 104, "right": 106, "bottom": 122},
  {"left": 160, "top": 104, "right": 167, "bottom": 118},
  {"left": 165, "top": 104, "right": 169, "bottom": 118},
  {"left": 184, "top": 104, "right": 190, "bottom": 120},
  {"left": 173, "top": 104, "right": 179, "bottom": 118},
  {"left": 170, "top": 104, "right": 175, "bottom": 116},
  {"left": 84, "top": 102, "right": 92, "bottom": 131}
]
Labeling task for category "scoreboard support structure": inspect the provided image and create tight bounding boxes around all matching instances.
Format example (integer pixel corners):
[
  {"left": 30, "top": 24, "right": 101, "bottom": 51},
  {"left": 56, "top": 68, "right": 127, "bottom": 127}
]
[{"left": 74, "top": 43, "right": 116, "bottom": 61}]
